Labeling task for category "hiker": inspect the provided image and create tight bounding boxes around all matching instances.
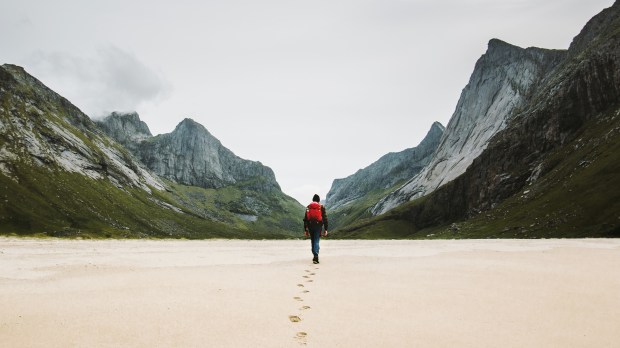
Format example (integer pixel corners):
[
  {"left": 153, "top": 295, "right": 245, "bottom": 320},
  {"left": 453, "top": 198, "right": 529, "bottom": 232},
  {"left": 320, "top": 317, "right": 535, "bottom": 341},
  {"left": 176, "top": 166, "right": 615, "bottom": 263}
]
[{"left": 303, "top": 194, "right": 328, "bottom": 264}]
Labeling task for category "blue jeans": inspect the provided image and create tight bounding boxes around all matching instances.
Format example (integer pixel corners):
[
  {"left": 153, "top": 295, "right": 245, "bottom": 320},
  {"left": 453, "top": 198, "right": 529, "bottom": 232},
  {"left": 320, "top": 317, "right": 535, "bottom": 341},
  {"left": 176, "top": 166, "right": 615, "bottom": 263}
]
[{"left": 309, "top": 224, "right": 322, "bottom": 256}]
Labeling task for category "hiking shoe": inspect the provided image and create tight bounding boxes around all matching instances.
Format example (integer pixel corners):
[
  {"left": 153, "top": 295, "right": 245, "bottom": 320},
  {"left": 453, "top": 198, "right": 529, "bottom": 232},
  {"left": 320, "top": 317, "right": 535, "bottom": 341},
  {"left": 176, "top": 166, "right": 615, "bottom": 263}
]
[{"left": 312, "top": 255, "right": 318, "bottom": 264}]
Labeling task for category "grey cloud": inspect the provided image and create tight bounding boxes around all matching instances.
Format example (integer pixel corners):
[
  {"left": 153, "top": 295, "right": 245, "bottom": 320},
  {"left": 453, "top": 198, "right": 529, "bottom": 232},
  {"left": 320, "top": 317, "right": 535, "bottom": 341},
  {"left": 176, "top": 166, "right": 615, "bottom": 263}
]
[{"left": 26, "top": 46, "right": 171, "bottom": 118}]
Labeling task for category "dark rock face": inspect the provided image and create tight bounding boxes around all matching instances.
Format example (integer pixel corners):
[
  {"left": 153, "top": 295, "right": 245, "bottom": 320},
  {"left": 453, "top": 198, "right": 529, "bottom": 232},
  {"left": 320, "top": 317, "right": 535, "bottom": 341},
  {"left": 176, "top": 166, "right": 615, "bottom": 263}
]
[
  {"left": 376, "top": 1, "right": 620, "bottom": 229},
  {"left": 325, "top": 122, "right": 444, "bottom": 210},
  {"left": 98, "top": 114, "right": 281, "bottom": 192},
  {"left": 372, "top": 39, "right": 567, "bottom": 215},
  {"left": 95, "top": 112, "right": 152, "bottom": 153}
]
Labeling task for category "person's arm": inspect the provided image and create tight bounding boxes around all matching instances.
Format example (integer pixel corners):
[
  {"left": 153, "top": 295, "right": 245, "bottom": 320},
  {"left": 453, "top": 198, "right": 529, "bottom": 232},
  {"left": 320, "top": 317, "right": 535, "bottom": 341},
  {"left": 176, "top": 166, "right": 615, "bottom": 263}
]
[{"left": 303, "top": 210, "right": 309, "bottom": 237}]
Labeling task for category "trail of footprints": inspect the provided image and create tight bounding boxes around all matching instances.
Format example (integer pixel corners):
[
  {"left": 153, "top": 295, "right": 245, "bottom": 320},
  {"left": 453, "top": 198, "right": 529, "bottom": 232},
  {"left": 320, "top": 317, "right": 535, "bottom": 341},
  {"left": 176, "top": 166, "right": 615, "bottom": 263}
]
[{"left": 290, "top": 266, "right": 319, "bottom": 345}]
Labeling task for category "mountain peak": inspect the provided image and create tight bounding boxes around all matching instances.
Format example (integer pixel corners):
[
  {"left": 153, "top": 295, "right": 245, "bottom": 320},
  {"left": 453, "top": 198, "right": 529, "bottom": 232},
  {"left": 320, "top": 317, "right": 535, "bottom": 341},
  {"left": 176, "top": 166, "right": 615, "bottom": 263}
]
[
  {"left": 431, "top": 121, "right": 445, "bottom": 132},
  {"left": 488, "top": 38, "right": 517, "bottom": 49},
  {"left": 179, "top": 117, "right": 198, "bottom": 125},
  {"left": 97, "top": 111, "right": 152, "bottom": 147},
  {"left": 325, "top": 121, "right": 444, "bottom": 211},
  {"left": 568, "top": 0, "right": 620, "bottom": 55},
  {"left": 174, "top": 117, "right": 210, "bottom": 134}
]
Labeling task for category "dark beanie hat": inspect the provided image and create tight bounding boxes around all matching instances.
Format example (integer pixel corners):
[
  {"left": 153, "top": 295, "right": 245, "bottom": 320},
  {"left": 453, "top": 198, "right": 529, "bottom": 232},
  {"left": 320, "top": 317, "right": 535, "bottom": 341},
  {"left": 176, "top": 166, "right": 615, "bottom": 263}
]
[{"left": 312, "top": 194, "right": 320, "bottom": 202}]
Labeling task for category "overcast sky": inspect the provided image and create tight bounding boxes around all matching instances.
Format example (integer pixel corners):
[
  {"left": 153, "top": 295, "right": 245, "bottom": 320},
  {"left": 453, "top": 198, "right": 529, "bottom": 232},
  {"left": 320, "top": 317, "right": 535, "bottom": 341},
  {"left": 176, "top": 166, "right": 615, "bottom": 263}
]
[{"left": 1, "top": 0, "right": 614, "bottom": 204}]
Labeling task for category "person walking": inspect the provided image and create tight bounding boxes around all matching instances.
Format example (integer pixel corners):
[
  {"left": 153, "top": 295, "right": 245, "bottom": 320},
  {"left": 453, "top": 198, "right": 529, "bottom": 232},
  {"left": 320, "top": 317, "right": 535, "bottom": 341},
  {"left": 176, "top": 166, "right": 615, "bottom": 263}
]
[{"left": 304, "top": 194, "right": 328, "bottom": 264}]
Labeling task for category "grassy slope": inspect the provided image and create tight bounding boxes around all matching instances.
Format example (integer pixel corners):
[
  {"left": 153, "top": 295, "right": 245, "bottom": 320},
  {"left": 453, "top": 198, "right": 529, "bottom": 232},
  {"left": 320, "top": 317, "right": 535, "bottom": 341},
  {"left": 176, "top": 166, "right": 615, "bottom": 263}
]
[
  {"left": 0, "top": 162, "right": 234, "bottom": 239},
  {"left": 0, "top": 65, "right": 304, "bottom": 239},
  {"left": 158, "top": 180, "right": 304, "bottom": 237},
  {"left": 0, "top": 160, "right": 303, "bottom": 239},
  {"left": 337, "top": 108, "right": 620, "bottom": 239},
  {"left": 326, "top": 182, "right": 407, "bottom": 231}
]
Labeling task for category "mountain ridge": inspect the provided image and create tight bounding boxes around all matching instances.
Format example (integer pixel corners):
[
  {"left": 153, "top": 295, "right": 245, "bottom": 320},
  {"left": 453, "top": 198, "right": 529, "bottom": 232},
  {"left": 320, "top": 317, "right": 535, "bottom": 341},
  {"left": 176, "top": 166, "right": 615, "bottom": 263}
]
[
  {"left": 98, "top": 113, "right": 281, "bottom": 193},
  {"left": 339, "top": 0, "right": 620, "bottom": 238},
  {"left": 1, "top": 64, "right": 302, "bottom": 238},
  {"left": 326, "top": 121, "right": 444, "bottom": 210},
  {"left": 371, "top": 37, "right": 567, "bottom": 215}
]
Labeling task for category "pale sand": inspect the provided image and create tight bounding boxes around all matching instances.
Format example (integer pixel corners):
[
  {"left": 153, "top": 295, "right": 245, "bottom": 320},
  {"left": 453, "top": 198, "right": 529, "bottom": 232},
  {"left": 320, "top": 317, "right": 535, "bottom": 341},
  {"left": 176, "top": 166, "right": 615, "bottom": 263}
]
[{"left": 1, "top": 238, "right": 619, "bottom": 347}]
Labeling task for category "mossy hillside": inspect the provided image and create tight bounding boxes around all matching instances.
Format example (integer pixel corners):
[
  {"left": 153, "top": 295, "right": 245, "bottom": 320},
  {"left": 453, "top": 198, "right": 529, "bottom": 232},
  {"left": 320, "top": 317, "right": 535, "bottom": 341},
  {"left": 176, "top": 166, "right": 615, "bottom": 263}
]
[
  {"left": 158, "top": 180, "right": 304, "bottom": 238},
  {"left": 338, "top": 107, "right": 620, "bottom": 239},
  {"left": 436, "top": 107, "right": 620, "bottom": 239},
  {"left": 0, "top": 160, "right": 239, "bottom": 238},
  {"left": 1, "top": 64, "right": 140, "bottom": 188},
  {"left": 2, "top": 64, "right": 305, "bottom": 239},
  {"left": 0, "top": 158, "right": 306, "bottom": 239},
  {"left": 327, "top": 182, "right": 406, "bottom": 232},
  {"left": 335, "top": 194, "right": 429, "bottom": 239}
]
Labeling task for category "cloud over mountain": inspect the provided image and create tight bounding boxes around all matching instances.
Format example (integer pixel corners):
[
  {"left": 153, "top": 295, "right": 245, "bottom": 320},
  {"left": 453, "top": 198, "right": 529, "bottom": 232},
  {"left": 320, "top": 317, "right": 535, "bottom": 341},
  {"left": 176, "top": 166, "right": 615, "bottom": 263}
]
[{"left": 26, "top": 45, "right": 171, "bottom": 118}]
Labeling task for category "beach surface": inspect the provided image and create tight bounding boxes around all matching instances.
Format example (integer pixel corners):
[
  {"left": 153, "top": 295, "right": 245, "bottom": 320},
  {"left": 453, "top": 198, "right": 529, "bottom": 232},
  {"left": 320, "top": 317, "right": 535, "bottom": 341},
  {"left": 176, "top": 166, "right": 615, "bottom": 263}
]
[{"left": 0, "top": 237, "right": 619, "bottom": 347}]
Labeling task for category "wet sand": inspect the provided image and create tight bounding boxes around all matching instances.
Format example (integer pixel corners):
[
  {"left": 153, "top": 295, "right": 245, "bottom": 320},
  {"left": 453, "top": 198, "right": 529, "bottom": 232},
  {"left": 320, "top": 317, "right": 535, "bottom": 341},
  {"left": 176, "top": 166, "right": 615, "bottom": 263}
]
[{"left": 1, "top": 238, "right": 619, "bottom": 347}]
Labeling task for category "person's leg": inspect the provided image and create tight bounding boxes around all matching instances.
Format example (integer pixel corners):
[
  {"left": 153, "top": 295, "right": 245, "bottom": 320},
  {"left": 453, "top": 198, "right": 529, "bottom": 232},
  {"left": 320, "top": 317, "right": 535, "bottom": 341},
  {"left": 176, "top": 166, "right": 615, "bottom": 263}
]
[{"left": 309, "top": 225, "right": 321, "bottom": 261}]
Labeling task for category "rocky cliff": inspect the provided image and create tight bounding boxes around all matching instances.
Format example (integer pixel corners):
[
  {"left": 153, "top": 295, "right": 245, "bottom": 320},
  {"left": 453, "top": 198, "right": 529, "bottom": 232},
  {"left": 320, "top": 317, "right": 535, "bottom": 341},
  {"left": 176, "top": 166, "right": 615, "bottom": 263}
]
[
  {"left": 0, "top": 64, "right": 301, "bottom": 238},
  {"left": 326, "top": 121, "right": 444, "bottom": 210},
  {"left": 0, "top": 64, "right": 164, "bottom": 192},
  {"left": 341, "top": 1, "right": 620, "bottom": 238},
  {"left": 98, "top": 114, "right": 281, "bottom": 192},
  {"left": 95, "top": 112, "right": 152, "bottom": 153},
  {"left": 372, "top": 39, "right": 566, "bottom": 215}
]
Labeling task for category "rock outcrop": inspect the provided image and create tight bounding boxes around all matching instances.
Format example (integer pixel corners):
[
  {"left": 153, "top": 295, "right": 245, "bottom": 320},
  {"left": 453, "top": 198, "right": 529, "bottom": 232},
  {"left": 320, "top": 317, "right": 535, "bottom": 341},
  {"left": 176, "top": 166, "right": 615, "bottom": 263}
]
[
  {"left": 326, "top": 121, "right": 444, "bottom": 210},
  {"left": 372, "top": 39, "right": 566, "bottom": 215},
  {"left": 98, "top": 114, "right": 281, "bottom": 192},
  {"left": 95, "top": 112, "right": 152, "bottom": 153},
  {"left": 0, "top": 64, "right": 302, "bottom": 238},
  {"left": 342, "top": 1, "right": 620, "bottom": 237},
  {"left": 0, "top": 64, "right": 164, "bottom": 192}
]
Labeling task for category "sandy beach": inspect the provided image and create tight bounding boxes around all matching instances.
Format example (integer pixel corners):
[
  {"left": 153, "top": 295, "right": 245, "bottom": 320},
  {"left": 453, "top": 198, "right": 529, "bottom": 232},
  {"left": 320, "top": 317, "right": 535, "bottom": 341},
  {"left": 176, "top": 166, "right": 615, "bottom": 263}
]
[{"left": 0, "top": 238, "right": 619, "bottom": 347}]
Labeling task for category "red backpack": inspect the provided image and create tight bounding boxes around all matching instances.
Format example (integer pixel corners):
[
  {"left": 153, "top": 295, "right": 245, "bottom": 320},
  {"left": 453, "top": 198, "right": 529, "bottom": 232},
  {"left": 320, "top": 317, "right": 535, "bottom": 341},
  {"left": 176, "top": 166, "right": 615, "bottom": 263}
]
[{"left": 306, "top": 202, "right": 323, "bottom": 223}]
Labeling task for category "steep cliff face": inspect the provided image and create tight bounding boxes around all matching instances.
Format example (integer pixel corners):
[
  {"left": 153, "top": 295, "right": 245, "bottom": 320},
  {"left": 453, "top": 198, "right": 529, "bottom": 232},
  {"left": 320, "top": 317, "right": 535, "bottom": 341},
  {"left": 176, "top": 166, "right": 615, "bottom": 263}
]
[
  {"left": 0, "top": 64, "right": 164, "bottom": 192},
  {"left": 100, "top": 115, "right": 281, "bottom": 192},
  {"left": 95, "top": 112, "right": 152, "bottom": 153},
  {"left": 342, "top": 1, "right": 620, "bottom": 238},
  {"left": 326, "top": 121, "right": 444, "bottom": 210},
  {"left": 372, "top": 40, "right": 566, "bottom": 215},
  {"left": 0, "top": 64, "right": 301, "bottom": 238}
]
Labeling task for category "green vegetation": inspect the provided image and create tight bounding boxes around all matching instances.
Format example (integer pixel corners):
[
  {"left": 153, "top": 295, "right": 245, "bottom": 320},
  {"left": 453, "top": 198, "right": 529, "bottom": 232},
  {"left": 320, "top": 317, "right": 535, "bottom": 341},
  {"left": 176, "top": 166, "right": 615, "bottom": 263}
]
[
  {"left": 0, "top": 64, "right": 304, "bottom": 240},
  {"left": 336, "top": 108, "right": 620, "bottom": 239},
  {"left": 157, "top": 180, "right": 304, "bottom": 237},
  {"left": 326, "top": 182, "right": 407, "bottom": 231},
  {"left": 0, "top": 160, "right": 303, "bottom": 239}
]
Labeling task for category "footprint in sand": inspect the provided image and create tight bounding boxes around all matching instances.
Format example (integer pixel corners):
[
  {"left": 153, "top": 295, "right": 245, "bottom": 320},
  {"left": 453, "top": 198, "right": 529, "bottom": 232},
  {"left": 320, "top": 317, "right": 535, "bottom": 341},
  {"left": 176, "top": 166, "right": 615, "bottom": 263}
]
[
  {"left": 295, "top": 332, "right": 308, "bottom": 345},
  {"left": 297, "top": 284, "right": 304, "bottom": 287},
  {"left": 289, "top": 315, "right": 301, "bottom": 323},
  {"left": 302, "top": 290, "right": 309, "bottom": 293},
  {"left": 310, "top": 273, "right": 315, "bottom": 276},
  {"left": 293, "top": 296, "right": 303, "bottom": 302},
  {"left": 300, "top": 305, "right": 311, "bottom": 310},
  {"left": 306, "top": 279, "right": 313, "bottom": 283},
  {"left": 302, "top": 275, "right": 310, "bottom": 278}
]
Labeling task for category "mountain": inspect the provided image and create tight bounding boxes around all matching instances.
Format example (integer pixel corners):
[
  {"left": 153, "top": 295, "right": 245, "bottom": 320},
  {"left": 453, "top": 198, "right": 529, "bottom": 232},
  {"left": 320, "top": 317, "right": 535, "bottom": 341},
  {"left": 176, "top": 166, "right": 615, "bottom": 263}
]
[
  {"left": 98, "top": 114, "right": 280, "bottom": 192},
  {"left": 339, "top": 1, "right": 620, "bottom": 238},
  {"left": 326, "top": 121, "right": 444, "bottom": 210},
  {"left": 372, "top": 39, "right": 566, "bottom": 215},
  {"left": 0, "top": 65, "right": 164, "bottom": 193},
  {"left": 323, "top": 122, "right": 444, "bottom": 230},
  {"left": 0, "top": 64, "right": 302, "bottom": 238},
  {"left": 95, "top": 111, "right": 152, "bottom": 154}
]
